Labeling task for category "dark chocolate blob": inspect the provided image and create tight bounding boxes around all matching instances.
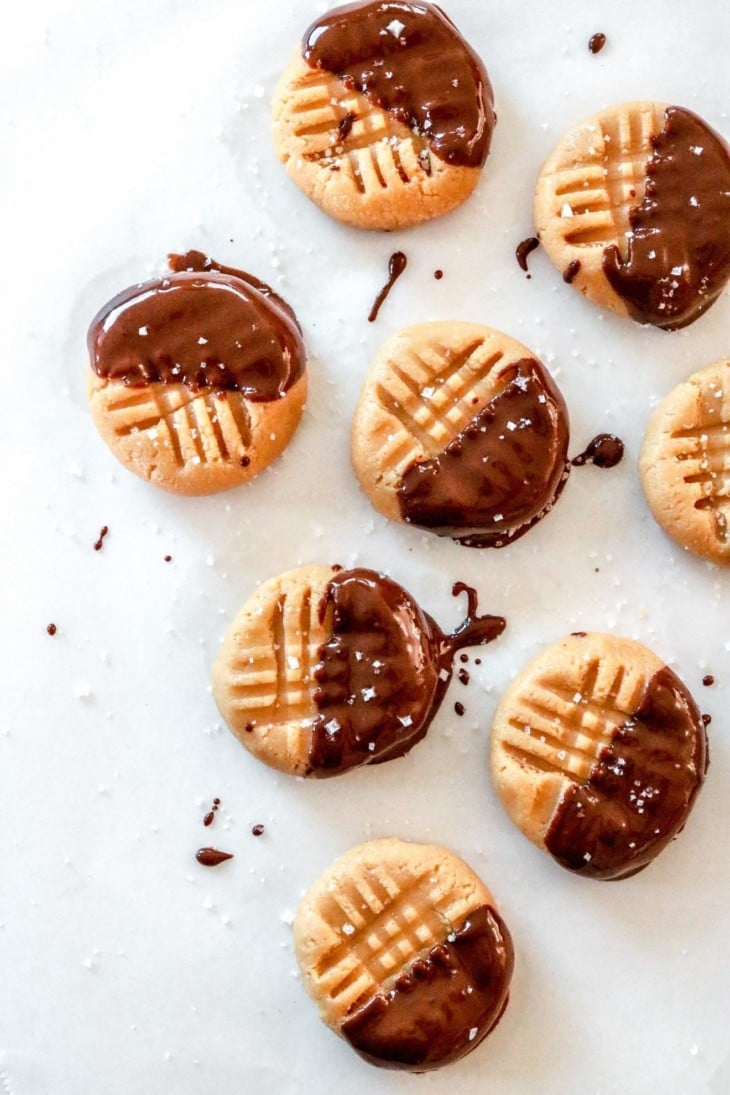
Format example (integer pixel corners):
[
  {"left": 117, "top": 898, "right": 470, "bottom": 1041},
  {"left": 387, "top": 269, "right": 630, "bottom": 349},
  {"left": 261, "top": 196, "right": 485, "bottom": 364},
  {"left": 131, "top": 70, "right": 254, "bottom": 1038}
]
[
  {"left": 702, "top": 674, "right": 715, "bottom": 687},
  {"left": 195, "top": 847, "right": 234, "bottom": 867},
  {"left": 588, "top": 32, "right": 606, "bottom": 54},
  {"left": 93, "top": 525, "right": 109, "bottom": 551},
  {"left": 545, "top": 666, "right": 707, "bottom": 880},
  {"left": 572, "top": 433, "right": 624, "bottom": 469},
  {"left": 398, "top": 359, "right": 570, "bottom": 547},
  {"left": 307, "top": 570, "right": 504, "bottom": 776},
  {"left": 342, "top": 905, "right": 513, "bottom": 1071},
  {"left": 563, "top": 259, "right": 581, "bottom": 284},
  {"left": 47, "top": 623, "right": 57, "bottom": 636},
  {"left": 434, "top": 269, "right": 444, "bottom": 280},
  {"left": 303, "top": 1, "right": 495, "bottom": 168},
  {"left": 369, "top": 252, "right": 407, "bottom": 322},
  {"left": 88, "top": 251, "right": 305, "bottom": 399},
  {"left": 454, "top": 702, "right": 465, "bottom": 716},
  {"left": 602, "top": 107, "right": 730, "bottom": 329},
  {"left": 516, "top": 237, "right": 540, "bottom": 273}
]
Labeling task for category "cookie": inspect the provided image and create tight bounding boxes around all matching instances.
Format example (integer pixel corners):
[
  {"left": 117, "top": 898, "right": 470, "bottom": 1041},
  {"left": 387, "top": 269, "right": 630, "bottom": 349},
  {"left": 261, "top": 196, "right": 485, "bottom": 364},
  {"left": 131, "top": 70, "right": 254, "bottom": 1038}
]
[
  {"left": 351, "top": 322, "right": 570, "bottom": 547},
  {"left": 272, "top": 1, "right": 496, "bottom": 230},
  {"left": 87, "top": 250, "right": 307, "bottom": 495},
  {"left": 640, "top": 359, "right": 730, "bottom": 564},
  {"left": 294, "top": 838, "right": 514, "bottom": 1071},
  {"left": 212, "top": 565, "right": 504, "bottom": 778},
  {"left": 535, "top": 101, "right": 730, "bottom": 329},
  {"left": 490, "top": 633, "right": 707, "bottom": 880}
]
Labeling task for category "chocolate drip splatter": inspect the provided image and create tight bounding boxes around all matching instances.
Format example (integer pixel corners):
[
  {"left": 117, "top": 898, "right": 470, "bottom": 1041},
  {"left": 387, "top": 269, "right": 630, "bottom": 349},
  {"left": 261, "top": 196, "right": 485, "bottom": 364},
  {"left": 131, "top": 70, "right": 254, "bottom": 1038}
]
[
  {"left": 702, "top": 675, "right": 714, "bottom": 687},
  {"left": 196, "top": 847, "right": 234, "bottom": 867},
  {"left": 303, "top": 1, "right": 495, "bottom": 168},
  {"left": 602, "top": 107, "right": 730, "bottom": 329},
  {"left": 588, "top": 32, "right": 606, "bottom": 54},
  {"left": 398, "top": 359, "right": 570, "bottom": 547},
  {"left": 516, "top": 237, "right": 540, "bottom": 273},
  {"left": 342, "top": 905, "right": 513, "bottom": 1070},
  {"left": 563, "top": 259, "right": 581, "bottom": 284},
  {"left": 572, "top": 434, "right": 624, "bottom": 469},
  {"left": 307, "top": 571, "right": 504, "bottom": 776},
  {"left": 93, "top": 526, "right": 109, "bottom": 551},
  {"left": 251, "top": 824, "right": 265, "bottom": 837},
  {"left": 369, "top": 252, "right": 407, "bottom": 322},
  {"left": 545, "top": 666, "right": 707, "bottom": 879},
  {"left": 89, "top": 252, "right": 305, "bottom": 399}
]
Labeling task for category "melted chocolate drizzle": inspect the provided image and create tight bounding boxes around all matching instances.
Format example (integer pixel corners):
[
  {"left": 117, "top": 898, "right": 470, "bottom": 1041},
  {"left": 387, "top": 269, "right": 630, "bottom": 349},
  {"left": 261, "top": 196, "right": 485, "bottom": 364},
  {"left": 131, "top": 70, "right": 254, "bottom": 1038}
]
[
  {"left": 545, "top": 666, "right": 707, "bottom": 880},
  {"left": 93, "top": 526, "right": 109, "bottom": 551},
  {"left": 342, "top": 905, "right": 513, "bottom": 1071},
  {"left": 307, "top": 571, "right": 504, "bottom": 776},
  {"left": 572, "top": 434, "right": 624, "bottom": 469},
  {"left": 88, "top": 251, "right": 305, "bottom": 399},
  {"left": 563, "top": 259, "right": 581, "bottom": 284},
  {"left": 516, "top": 237, "right": 540, "bottom": 273},
  {"left": 398, "top": 359, "right": 570, "bottom": 547},
  {"left": 602, "top": 107, "right": 730, "bottom": 329},
  {"left": 303, "top": 1, "right": 495, "bottom": 168},
  {"left": 368, "top": 252, "right": 407, "bottom": 322},
  {"left": 196, "top": 847, "right": 234, "bottom": 867}
]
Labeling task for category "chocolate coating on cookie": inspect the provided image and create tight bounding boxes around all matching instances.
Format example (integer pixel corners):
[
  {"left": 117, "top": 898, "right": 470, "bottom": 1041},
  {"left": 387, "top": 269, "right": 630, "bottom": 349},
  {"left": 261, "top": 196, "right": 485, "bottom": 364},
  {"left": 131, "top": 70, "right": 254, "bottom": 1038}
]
[
  {"left": 546, "top": 666, "right": 707, "bottom": 880},
  {"left": 602, "top": 107, "right": 730, "bottom": 329},
  {"left": 398, "top": 359, "right": 569, "bottom": 547},
  {"left": 342, "top": 904, "right": 513, "bottom": 1071},
  {"left": 89, "top": 253, "right": 304, "bottom": 400},
  {"left": 308, "top": 570, "right": 504, "bottom": 775},
  {"left": 302, "top": 1, "right": 495, "bottom": 168}
]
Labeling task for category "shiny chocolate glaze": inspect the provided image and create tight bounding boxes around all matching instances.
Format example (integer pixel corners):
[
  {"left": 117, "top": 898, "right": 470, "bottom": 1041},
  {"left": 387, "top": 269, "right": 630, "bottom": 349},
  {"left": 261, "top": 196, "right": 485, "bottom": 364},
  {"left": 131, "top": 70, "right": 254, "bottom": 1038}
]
[
  {"left": 398, "top": 359, "right": 570, "bottom": 547},
  {"left": 369, "top": 251, "right": 407, "bottom": 322},
  {"left": 302, "top": 1, "right": 495, "bottom": 168},
  {"left": 342, "top": 904, "right": 513, "bottom": 1071},
  {"left": 571, "top": 433, "right": 624, "bottom": 469},
  {"left": 545, "top": 666, "right": 707, "bottom": 880},
  {"left": 88, "top": 251, "right": 304, "bottom": 399},
  {"left": 307, "top": 571, "right": 504, "bottom": 776},
  {"left": 603, "top": 107, "right": 730, "bottom": 329}
]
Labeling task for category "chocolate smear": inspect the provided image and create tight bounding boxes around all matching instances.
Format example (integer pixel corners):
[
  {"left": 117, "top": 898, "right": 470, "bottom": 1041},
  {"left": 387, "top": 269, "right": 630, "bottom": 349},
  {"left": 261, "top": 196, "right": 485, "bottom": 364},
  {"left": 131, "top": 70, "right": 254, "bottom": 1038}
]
[
  {"left": 93, "top": 525, "right": 109, "bottom": 551},
  {"left": 602, "top": 106, "right": 730, "bottom": 329},
  {"left": 545, "top": 666, "right": 707, "bottom": 880},
  {"left": 368, "top": 252, "right": 407, "bottom": 322},
  {"left": 516, "top": 237, "right": 540, "bottom": 274},
  {"left": 572, "top": 434, "right": 624, "bottom": 469},
  {"left": 89, "top": 251, "right": 305, "bottom": 399},
  {"left": 303, "top": 1, "right": 495, "bottom": 168},
  {"left": 563, "top": 259, "right": 581, "bottom": 284},
  {"left": 702, "top": 675, "right": 714, "bottom": 687},
  {"left": 342, "top": 905, "right": 513, "bottom": 1070},
  {"left": 398, "top": 358, "right": 570, "bottom": 547},
  {"left": 196, "top": 847, "right": 234, "bottom": 867},
  {"left": 47, "top": 623, "right": 57, "bottom": 636},
  {"left": 307, "top": 571, "right": 504, "bottom": 776}
]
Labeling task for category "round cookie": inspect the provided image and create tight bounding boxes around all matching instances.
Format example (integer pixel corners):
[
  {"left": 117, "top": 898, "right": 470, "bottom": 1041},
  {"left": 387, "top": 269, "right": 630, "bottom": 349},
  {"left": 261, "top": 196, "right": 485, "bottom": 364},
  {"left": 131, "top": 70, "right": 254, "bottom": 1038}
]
[
  {"left": 351, "top": 322, "right": 570, "bottom": 547},
  {"left": 535, "top": 101, "right": 730, "bottom": 329},
  {"left": 640, "top": 359, "right": 730, "bottom": 564},
  {"left": 212, "top": 565, "right": 505, "bottom": 778},
  {"left": 490, "top": 633, "right": 707, "bottom": 880},
  {"left": 87, "top": 251, "right": 307, "bottom": 495},
  {"left": 272, "top": 1, "right": 496, "bottom": 230},
  {"left": 294, "top": 838, "right": 514, "bottom": 1071}
]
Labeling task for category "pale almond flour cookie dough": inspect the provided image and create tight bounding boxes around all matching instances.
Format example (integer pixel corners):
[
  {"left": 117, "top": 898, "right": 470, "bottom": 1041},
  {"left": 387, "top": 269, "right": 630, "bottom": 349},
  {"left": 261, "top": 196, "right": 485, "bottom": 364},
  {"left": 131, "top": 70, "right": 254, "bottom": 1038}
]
[
  {"left": 294, "top": 838, "right": 514, "bottom": 1071},
  {"left": 87, "top": 251, "right": 307, "bottom": 495},
  {"left": 212, "top": 564, "right": 505, "bottom": 778},
  {"left": 535, "top": 101, "right": 730, "bottom": 328},
  {"left": 272, "top": 1, "right": 496, "bottom": 230},
  {"left": 491, "top": 633, "right": 707, "bottom": 880},
  {"left": 640, "top": 359, "right": 730, "bottom": 564},
  {"left": 352, "top": 322, "right": 569, "bottom": 547}
]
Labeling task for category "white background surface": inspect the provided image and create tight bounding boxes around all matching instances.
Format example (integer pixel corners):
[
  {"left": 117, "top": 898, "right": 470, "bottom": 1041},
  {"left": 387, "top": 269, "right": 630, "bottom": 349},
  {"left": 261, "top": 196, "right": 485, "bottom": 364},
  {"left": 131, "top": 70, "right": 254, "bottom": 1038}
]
[{"left": 2, "top": 1, "right": 729, "bottom": 1092}]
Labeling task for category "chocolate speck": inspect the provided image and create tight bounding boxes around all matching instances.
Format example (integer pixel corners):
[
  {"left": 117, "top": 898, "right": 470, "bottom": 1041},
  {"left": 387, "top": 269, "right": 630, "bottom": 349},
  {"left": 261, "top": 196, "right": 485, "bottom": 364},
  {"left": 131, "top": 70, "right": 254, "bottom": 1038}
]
[
  {"left": 164, "top": 555, "right": 172, "bottom": 563},
  {"left": 572, "top": 434, "right": 624, "bottom": 469},
  {"left": 702, "top": 713, "right": 712, "bottom": 726},
  {"left": 563, "top": 260, "right": 581, "bottom": 284},
  {"left": 252, "top": 824, "right": 265, "bottom": 837},
  {"left": 434, "top": 269, "right": 444, "bottom": 280},
  {"left": 196, "top": 847, "right": 234, "bottom": 867},
  {"left": 474, "top": 658, "right": 481, "bottom": 666},
  {"left": 458, "top": 668, "right": 470, "bottom": 686},
  {"left": 47, "top": 623, "right": 57, "bottom": 636},
  {"left": 369, "top": 252, "right": 408, "bottom": 322},
  {"left": 93, "top": 525, "right": 109, "bottom": 551},
  {"left": 703, "top": 675, "right": 715, "bottom": 687},
  {"left": 454, "top": 702, "right": 465, "bottom": 717},
  {"left": 516, "top": 237, "right": 540, "bottom": 274},
  {"left": 588, "top": 32, "right": 607, "bottom": 54},
  {"left": 244, "top": 722, "right": 255, "bottom": 733}
]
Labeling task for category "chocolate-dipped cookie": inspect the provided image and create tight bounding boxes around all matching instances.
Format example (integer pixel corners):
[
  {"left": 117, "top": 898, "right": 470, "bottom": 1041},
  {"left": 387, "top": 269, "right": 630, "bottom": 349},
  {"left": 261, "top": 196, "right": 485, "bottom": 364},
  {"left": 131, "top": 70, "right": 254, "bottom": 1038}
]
[
  {"left": 535, "top": 101, "right": 730, "bottom": 329},
  {"left": 491, "top": 633, "right": 708, "bottom": 880},
  {"left": 294, "top": 838, "right": 514, "bottom": 1071},
  {"left": 212, "top": 565, "right": 504, "bottom": 777},
  {"left": 352, "top": 322, "right": 570, "bottom": 547},
  {"left": 87, "top": 251, "right": 307, "bottom": 494},
  {"left": 272, "top": 1, "right": 496, "bottom": 229}
]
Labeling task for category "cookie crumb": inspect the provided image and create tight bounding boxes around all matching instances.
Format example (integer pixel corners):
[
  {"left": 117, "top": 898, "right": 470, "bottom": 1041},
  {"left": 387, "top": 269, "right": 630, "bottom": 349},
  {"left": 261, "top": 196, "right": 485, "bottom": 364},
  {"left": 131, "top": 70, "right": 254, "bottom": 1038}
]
[
  {"left": 454, "top": 702, "right": 465, "bottom": 716},
  {"left": 702, "top": 674, "right": 714, "bottom": 686}
]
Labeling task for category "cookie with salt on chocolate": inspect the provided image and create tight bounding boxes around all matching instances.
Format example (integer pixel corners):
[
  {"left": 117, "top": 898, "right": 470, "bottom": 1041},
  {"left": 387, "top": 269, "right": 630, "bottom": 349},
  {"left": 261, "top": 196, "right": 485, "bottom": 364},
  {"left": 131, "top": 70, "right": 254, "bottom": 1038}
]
[
  {"left": 352, "top": 322, "right": 570, "bottom": 547},
  {"left": 535, "top": 101, "right": 730, "bottom": 329},
  {"left": 211, "top": 565, "right": 504, "bottom": 778},
  {"left": 87, "top": 251, "right": 307, "bottom": 495},
  {"left": 272, "top": 1, "right": 496, "bottom": 229},
  {"left": 294, "top": 838, "right": 514, "bottom": 1071},
  {"left": 490, "top": 633, "right": 707, "bottom": 880}
]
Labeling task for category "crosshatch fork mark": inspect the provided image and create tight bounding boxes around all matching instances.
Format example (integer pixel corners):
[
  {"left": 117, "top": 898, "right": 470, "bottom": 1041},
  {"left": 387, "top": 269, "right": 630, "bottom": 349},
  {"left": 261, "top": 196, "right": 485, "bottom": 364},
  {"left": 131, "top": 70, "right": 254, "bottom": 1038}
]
[{"left": 670, "top": 401, "right": 730, "bottom": 542}]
